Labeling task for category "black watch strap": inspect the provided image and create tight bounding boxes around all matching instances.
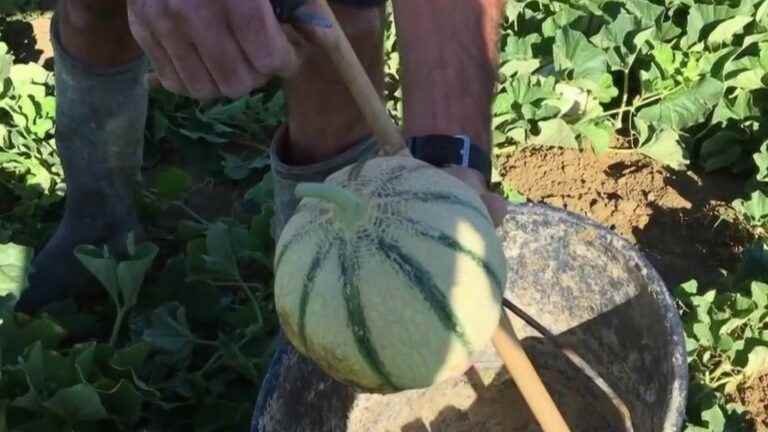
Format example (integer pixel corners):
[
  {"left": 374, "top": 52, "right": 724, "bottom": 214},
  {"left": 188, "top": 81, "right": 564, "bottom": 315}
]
[{"left": 407, "top": 135, "right": 492, "bottom": 184}]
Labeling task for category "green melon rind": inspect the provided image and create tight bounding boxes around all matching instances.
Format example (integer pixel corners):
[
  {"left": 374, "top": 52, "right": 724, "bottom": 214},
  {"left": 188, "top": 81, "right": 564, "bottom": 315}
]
[{"left": 338, "top": 239, "right": 400, "bottom": 390}]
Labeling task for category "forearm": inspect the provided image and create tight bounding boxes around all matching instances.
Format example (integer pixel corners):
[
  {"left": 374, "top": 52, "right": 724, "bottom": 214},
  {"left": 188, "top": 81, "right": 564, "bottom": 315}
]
[{"left": 392, "top": 0, "right": 504, "bottom": 151}]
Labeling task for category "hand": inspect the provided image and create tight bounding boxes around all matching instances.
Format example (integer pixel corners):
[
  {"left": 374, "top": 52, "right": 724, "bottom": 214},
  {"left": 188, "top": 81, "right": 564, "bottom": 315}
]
[
  {"left": 127, "top": 0, "right": 300, "bottom": 100},
  {"left": 442, "top": 166, "right": 508, "bottom": 227}
]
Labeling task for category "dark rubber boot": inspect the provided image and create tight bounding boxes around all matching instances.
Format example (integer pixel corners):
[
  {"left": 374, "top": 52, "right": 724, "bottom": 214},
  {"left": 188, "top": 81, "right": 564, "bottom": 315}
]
[{"left": 15, "top": 18, "right": 149, "bottom": 313}]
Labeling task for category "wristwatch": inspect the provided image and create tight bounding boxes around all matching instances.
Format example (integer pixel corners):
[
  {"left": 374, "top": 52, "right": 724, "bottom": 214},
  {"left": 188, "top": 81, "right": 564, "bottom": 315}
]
[{"left": 407, "top": 134, "right": 492, "bottom": 185}]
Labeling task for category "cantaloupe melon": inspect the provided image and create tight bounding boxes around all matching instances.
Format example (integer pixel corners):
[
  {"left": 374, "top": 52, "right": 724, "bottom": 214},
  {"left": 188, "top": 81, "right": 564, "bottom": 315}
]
[{"left": 274, "top": 156, "right": 506, "bottom": 392}]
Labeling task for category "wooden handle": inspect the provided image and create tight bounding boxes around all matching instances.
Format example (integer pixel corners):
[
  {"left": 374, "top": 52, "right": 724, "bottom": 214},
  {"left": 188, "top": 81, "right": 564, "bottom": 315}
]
[
  {"left": 293, "top": 0, "right": 406, "bottom": 156},
  {"left": 493, "top": 313, "right": 571, "bottom": 432}
]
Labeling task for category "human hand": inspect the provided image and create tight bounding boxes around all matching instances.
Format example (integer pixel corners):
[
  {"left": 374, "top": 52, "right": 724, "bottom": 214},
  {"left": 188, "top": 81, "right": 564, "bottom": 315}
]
[
  {"left": 127, "top": 0, "right": 300, "bottom": 100},
  {"left": 394, "top": 147, "right": 506, "bottom": 226},
  {"left": 442, "top": 166, "right": 508, "bottom": 227}
]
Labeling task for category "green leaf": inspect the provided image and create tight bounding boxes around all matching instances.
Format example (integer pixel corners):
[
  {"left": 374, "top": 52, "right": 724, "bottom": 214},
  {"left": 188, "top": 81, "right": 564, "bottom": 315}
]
[
  {"left": 43, "top": 384, "right": 109, "bottom": 422},
  {"left": 204, "top": 222, "right": 240, "bottom": 279},
  {"left": 553, "top": 29, "right": 608, "bottom": 81},
  {"left": 639, "top": 129, "right": 689, "bottom": 169},
  {"left": 100, "top": 380, "right": 142, "bottom": 424},
  {"left": 74, "top": 246, "right": 119, "bottom": 305},
  {"left": 698, "top": 130, "right": 745, "bottom": 172},
  {"left": 501, "top": 182, "right": 527, "bottom": 204},
  {"left": 141, "top": 303, "right": 194, "bottom": 352},
  {"left": 244, "top": 171, "right": 274, "bottom": 210},
  {"left": 733, "top": 190, "right": 768, "bottom": 226},
  {"left": 693, "top": 322, "right": 714, "bottom": 347},
  {"left": 755, "top": 142, "right": 768, "bottom": 182},
  {"left": 116, "top": 243, "right": 159, "bottom": 308},
  {"left": 0, "top": 243, "right": 33, "bottom": 303},
  {"left": 624, "top": 0, "right": 665, "bottom": 26},
  {"left": 529, "top": 119, "right": 578, "bottom": 148},
  {"left": 220, "top": 153, "right": 270, "bottom": 180},
  {"left": 112, "top": 342, "right": 152, "bottom": 370},
  {"left": 153, "top": 166, "right": 192, "bottom": 201},
  {"left": 576, "top": 121, "right": 614, "bottom": 155},
  {"left": 636, "top": 78, "right": 724, "bottom": 131},
  {"left": 752, "top": 282, "right": 768, "bottom": 309},
  {"left": 708, "top": 16, "right": 754, "bottom": 46},
  {"left": 701, "top": 404, "right": 726, "bottom": 432}
]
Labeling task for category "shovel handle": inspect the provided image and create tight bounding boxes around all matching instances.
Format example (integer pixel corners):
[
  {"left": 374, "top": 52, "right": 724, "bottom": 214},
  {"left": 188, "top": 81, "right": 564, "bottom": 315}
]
[
  {"left": 493, "top": 313, "right": 572, "bottom": 432},
  {"left": 293, "top": 0, "right": 406, "bottom": 156}
]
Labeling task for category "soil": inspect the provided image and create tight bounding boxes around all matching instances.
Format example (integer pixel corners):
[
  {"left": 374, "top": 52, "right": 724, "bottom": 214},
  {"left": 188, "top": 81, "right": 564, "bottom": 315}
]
[
  {"left": 498, "top": 148, "right": 751, "bottom": 287},
  {"left": 738, "top": 374, "right": 768, "bottom": 431}
]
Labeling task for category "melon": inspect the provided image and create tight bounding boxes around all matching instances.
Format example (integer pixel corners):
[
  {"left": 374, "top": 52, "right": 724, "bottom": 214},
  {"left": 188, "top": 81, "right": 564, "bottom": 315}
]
[{"left": 273, "top": 156, "right": 507, "bottom": 393}]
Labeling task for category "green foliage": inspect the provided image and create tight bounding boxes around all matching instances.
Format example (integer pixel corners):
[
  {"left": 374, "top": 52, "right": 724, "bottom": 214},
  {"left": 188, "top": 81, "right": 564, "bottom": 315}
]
[
  {"left": 674, "top": 248, "right": 768, "bottom": 431},
  {"left": 493, "top": 0, "right": 767, "bottom": 171},
  {"left": 0, "top": 170, "right": 277, "bottom": 430},
  {"left": 0, "top": 43, "right": 60, "bottom": 245}
]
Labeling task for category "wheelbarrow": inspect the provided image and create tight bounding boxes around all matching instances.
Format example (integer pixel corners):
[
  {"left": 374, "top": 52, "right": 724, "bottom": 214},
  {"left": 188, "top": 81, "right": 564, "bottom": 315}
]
[{"left": 255, "top": 202, "right": 688, "bottom": 431}]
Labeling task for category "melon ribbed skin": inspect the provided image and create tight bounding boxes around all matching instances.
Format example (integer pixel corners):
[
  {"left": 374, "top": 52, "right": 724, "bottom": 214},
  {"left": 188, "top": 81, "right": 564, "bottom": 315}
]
[{"left": 274, "top": 156, "right": 507, "bottom": 392}]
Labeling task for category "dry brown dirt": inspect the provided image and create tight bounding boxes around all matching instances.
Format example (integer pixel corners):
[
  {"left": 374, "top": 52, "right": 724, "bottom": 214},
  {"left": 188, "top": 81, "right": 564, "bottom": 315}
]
[{"left": 499, "top": 147, "right": 750, "bottom": 287}]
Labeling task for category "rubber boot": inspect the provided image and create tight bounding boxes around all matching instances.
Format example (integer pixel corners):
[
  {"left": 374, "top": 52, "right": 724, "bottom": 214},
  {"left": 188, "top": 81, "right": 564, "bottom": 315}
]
[{"left": 15, "top": 18, "right": 149, "bottom": 313}]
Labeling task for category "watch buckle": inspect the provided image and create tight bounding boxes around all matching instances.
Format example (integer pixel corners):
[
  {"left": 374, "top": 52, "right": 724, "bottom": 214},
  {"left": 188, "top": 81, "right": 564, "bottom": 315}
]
[{"left": 456, "top": 135, "right": 471, "bottom": 168}]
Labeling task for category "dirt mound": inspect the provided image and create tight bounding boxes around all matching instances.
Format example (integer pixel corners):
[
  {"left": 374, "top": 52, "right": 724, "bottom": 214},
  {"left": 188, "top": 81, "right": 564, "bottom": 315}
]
[
  {"left": 499, "top": 148, "right": 749, "bottom": 286},
  {"left": 739, "top": 374, "right": 768, "bottom": 431}
]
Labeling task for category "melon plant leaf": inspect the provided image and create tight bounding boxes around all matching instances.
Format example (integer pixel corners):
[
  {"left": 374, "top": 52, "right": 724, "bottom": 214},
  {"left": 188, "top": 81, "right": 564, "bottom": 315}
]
[
  {"left": 100, "top": 380, "right": 143, "bottom": 424},
  {"left": 636, "top": 78, "right": 724, "bottom": 131},
  {"left": 701, "top": 405, "right": 726, "bottom": 432},
  {"left": 42, "top": 383, "right": 109, "bottom": 422},
  {"left": 74, "top": 246, "right": 119, "bottom": 305},
  {"left": 624, "top": 0, "right": 665, "bottom": 26},
  {"left": 153, "top": 166, "right": 192, "bottom": 202},
  {"left": 755, "top": 143, "right": 768, "bottom": 182},
  {"left": 576, "top": 121, "right": 613, "bottom": 155},
  {"left": 112, "top": 342, "right": 152, "bottom": 371},
  {"left": 553, "top": 29, "right": 608, "bottom": 81},
  {"left": 758, "top": 0, "right": 768, "bottom": 26},
  {"left": 530, "top": 118, "right": 578, "bottom": 148},
  {"left": 141, "top": 303, "right": 194, "bottom": 353},
  {"left": 204, "top": 222, "right": 240, "bottom": 279},
  {"left": 733, "top": 190, "right": 768, "bottom": 226},
  {"left": 0, "top": 243, "right": 33, "bottom": 303},
  {"left": 639, "top": 129, "right": 689, "bottom": 169},
  {"left": 751, "top": 282, "right": 768, "bottom": 309},
  {"left": 0, "top": 43, "right": 12, "bottom": 83},
  {"left": 708, "top": 16, "right": 754, "bottom": 46},
  {"left": 116, "top": 243, "right": 159, "bottom": 308},
  {"left": 699, "top": 130, "right": 745, "bottom": 172}
]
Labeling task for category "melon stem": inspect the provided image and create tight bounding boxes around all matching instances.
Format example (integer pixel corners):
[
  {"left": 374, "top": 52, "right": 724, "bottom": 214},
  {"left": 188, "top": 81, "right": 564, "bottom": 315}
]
[{"left": 296, "top": 183, "right": 367, "bottom": 227}]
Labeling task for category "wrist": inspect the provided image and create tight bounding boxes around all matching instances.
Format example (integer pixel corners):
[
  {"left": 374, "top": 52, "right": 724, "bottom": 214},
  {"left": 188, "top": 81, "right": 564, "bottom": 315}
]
[{"left": 407, "top": 134, "right": 492, "bottom": 185}]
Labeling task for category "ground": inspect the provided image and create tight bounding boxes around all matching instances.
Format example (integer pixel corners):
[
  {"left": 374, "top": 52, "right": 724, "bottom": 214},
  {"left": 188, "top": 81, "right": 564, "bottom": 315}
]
[
  {"left": 3, "top": 10, "right": 768, "bottom": 431},
  {"left": 499, "top": 148, "right": 750, "bottom": 287}
]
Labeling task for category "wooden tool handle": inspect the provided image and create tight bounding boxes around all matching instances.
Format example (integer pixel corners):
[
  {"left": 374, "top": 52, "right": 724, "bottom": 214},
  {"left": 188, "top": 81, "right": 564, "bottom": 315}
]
[
  {"left": 493, "top": 313, "right": 571, "bottom": 431},
  {"left": 294, "top": 0, "right": 406, "bottom": 156}
]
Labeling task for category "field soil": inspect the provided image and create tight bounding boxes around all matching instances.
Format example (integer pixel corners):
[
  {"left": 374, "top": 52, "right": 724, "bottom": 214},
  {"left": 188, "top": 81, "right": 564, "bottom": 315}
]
[{"left": 499, "top": 148, "right": 750, "bottom": 287}]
